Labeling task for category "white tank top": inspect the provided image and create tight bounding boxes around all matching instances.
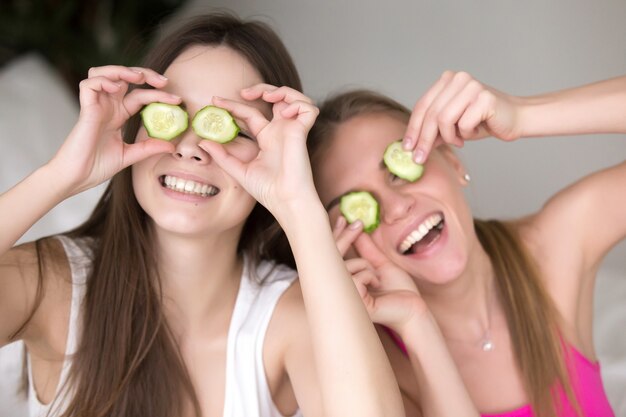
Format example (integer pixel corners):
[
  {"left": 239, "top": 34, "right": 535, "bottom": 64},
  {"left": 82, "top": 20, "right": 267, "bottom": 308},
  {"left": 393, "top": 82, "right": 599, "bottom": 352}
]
[{"left": 27, "top": 235, "right": 303, "bottom": 417}]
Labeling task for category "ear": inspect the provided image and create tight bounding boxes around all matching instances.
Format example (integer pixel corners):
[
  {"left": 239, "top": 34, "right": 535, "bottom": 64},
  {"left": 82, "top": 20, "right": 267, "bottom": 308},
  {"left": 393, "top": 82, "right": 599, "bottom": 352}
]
[{"left": 436, "top": 145, "right": 468, "bottom": 185}]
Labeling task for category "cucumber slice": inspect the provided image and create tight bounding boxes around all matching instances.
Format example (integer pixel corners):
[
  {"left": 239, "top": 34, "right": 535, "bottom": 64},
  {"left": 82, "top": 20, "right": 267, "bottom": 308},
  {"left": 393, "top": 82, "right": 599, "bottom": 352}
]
[
  {"left": 191, "top": 105, "right": 240, "bottom": 143},
  {"left": 339, "top": 191, "right": 380, "bottom": 233},
  {"left": 383, "top": 140, "right": 424, "bottom": 182},
  {"left": 141, "top": 103, "right": 188, "bottom": 140}
]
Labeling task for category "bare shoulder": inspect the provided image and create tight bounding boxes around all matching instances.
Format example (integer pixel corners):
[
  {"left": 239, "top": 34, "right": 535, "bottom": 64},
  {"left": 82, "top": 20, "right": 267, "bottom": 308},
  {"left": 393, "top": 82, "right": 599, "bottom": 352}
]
[{"left": 0, "top": 238, "right": 72, "bottom": 350}]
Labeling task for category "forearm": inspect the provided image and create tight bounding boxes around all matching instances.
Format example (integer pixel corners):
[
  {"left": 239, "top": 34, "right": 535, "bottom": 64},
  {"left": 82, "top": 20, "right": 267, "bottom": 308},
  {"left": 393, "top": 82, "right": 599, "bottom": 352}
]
[
  {"left": 519, "top": 75, "right": 626, "bottom": 138},
  {"left": 0, "top": 164, "right": 72, "bottom": 254},
  {"left": 279, "top": 200, "right": 404, "bottom": 417},
  {"left": 402, "top": 313, "right": 479, "bottom": 417}
]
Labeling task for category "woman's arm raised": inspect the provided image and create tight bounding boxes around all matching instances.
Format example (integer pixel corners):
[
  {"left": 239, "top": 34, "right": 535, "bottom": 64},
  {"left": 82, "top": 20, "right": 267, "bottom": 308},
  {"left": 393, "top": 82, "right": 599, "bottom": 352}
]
[
  {"left": 0, "top": 66, "right": 178, "bottom": 346},
  {"left": 199, "top": 85, "right": 404, "bottom": 417}
]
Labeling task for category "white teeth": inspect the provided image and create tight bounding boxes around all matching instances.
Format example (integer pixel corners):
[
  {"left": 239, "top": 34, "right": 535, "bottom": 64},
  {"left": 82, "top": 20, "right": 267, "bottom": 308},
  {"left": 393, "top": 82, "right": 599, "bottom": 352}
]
[
  {"left": 399, "top": 213, "right": 443, "bottom": 253},
  {"left": 162, "top": 175, "right": 217, "bottom": 197}
]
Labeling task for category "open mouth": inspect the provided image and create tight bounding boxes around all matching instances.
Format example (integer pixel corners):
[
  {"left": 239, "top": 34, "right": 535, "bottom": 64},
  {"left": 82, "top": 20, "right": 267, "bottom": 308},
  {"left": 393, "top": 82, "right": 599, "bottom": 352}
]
[
  {"left": 399, "top": 213, "right": 445, "bottom": 255},
  {"left": 160, "top": 175, "right": 220, "bottom": 197}
]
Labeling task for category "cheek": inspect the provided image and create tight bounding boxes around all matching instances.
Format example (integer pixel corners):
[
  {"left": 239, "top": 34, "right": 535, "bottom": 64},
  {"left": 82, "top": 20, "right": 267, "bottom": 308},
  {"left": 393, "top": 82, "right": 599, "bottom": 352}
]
[{"left": 131, "top": 160, "right": 151, "bottom": 200}]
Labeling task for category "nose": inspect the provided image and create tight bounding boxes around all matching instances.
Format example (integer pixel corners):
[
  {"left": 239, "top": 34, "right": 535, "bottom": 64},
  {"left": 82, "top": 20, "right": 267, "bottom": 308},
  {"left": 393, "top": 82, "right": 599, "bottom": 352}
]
[
  {"left": 380, "top": 189, "right": 414, "bottom": 225},
  {"left": 172, "top": 130, "right": 211, "bottom": 164}
]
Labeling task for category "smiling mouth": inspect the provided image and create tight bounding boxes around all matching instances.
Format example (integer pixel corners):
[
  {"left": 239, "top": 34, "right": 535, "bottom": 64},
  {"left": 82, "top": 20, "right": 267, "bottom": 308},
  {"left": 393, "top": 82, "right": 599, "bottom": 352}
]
[
  {"left": 399, "top": 213, "right": 445, "bottom": 255},
  {"left": 160, "top": 175, "right": 220, "bottom": 197}
]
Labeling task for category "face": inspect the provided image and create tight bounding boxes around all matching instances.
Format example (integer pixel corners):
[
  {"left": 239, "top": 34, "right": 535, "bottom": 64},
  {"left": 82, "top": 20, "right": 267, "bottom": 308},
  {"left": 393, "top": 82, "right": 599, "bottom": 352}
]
[
  {"left": 315, "top": 112, "right": 476, "bottom": 285},
  {"left": 132, "top": 45, "right": 266, "bottom": 239}
]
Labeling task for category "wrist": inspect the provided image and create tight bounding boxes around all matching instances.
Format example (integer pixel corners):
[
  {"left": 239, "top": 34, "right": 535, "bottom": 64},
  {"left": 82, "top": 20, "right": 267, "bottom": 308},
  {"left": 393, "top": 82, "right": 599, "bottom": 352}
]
[
  {"left": 396, "top": 310, "right": 445, "bottom": 354},
  {"left": 37, "top": 162, "right": 81, "bottom": 200},
  {"left": 273, "top": 196, "right": 328, "bottom": 232}
]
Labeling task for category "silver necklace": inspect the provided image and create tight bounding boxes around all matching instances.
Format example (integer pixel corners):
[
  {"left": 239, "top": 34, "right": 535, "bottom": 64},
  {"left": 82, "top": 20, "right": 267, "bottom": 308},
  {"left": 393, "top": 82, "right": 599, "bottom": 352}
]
[
  {"left": 480, "top": 282, "right": 495, "bottom": 352},
  {"left": 480, "top": 329, "right": 495, "bottom": 352},
  {"left": 447, "top": 288, "right": 495, "bottom": 352},
  {"left": 442, "top": 319, "right": 495, "bottom": 352}
]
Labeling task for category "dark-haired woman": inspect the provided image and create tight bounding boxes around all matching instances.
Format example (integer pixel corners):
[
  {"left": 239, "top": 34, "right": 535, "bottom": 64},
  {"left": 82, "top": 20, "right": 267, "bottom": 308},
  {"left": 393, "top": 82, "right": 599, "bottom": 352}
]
[{"left": 0, "top": 13, "right": 403, "bottom": 417}]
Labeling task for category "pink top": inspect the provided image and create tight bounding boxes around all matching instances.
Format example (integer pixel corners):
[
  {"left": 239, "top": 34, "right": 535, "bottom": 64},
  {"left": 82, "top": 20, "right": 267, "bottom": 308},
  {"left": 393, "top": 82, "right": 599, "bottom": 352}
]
[{"left": 383, "top": 328, "right": 615, "bottom": 417}]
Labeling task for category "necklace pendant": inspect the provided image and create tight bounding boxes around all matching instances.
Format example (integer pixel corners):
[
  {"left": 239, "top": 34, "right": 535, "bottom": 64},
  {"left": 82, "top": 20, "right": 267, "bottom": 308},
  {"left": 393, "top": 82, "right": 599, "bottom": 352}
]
[{"left": 481, "top": 339, "right": 494, "bottom": 352}]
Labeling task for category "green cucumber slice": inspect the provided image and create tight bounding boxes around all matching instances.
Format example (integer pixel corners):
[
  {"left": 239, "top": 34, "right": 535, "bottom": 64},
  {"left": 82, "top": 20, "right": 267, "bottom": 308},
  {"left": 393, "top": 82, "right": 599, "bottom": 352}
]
[
  {"left": 191, "top": 105, "right": 240, "bottom": 143},
  {"left": 141, "top": 103, "right": 188, "bottom": 140},
  {"left": 339, "top": 191, "right": 380, "bottom": 233},
  {"left": 383, "top": 140, "right": 424, "bottom": 182}
]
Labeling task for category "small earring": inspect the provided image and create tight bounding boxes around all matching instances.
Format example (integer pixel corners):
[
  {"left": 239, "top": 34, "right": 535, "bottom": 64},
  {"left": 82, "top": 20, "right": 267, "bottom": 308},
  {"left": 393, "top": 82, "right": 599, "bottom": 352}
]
[{"left": 463, "top": 173, "right": 471, "bottom": 183}]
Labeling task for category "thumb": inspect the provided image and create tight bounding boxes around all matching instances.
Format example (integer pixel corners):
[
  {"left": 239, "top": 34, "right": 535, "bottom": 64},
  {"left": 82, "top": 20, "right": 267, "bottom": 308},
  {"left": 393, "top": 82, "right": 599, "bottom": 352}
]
[{"left": 198, "top": 140, "right": 247, "bottom": 184}]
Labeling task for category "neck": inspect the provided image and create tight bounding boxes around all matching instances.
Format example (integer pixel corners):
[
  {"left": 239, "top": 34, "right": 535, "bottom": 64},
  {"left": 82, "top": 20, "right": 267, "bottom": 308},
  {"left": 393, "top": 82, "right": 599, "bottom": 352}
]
[
  {"left": 155, "top": 228, "right": 244, "bottom": 336},
  {"left": 419, "top": 241, "right": 499, "bottom": 345}
]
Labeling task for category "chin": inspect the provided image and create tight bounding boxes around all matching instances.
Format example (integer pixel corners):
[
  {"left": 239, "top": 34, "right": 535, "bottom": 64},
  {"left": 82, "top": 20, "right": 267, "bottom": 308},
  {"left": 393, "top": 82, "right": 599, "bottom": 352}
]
[
  {"left": 404, "top": 251, "right": 468, "bottom": 286},
  {"left": 152, "top": 215, "right": 209, "bottom": 237}
]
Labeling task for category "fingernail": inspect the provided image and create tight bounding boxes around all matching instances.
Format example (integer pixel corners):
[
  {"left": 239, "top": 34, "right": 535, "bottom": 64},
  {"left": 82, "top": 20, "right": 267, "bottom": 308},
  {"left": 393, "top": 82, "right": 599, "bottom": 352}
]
[
  {"left": 414, "top": 149, "right": 425, "bottom": 164},
  {"left": 159, "top": 74, "right": 168, "bottom": 81},
  {"left": 335, "top": 216, "right": 347, "bottom": 229},
  {"left": 348, "top": 220, "right": 363, "bottom": 230},
  {"left": 402, "top": 137, "right": 413, "bottom": 150},
  {"left": 131, "top": 69, "right": 143, "bottom": 74}
]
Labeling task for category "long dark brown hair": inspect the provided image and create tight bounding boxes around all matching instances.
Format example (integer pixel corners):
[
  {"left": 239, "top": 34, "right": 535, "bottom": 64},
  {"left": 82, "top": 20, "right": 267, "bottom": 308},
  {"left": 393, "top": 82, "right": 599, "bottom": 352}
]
[
  {"left": 17, "top": 12, "right": 301, "bottom": 417},
  {"left": 306, "top": 89, "right": 579, "bottom": 417}
]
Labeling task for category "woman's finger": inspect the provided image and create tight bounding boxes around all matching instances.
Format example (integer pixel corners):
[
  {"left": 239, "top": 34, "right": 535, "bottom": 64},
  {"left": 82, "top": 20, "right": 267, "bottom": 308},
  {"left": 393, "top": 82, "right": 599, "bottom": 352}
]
[
  {"left": 403, "top": 71, "right": 453, "bottom": 151},
  {"left": 240, "top": 83, "right": 278, "bottom": 101},
  {"left": 88, "top": 65, "right": 168, "bottom": 89},
  {"left": 416, "top": 71, "right": 473, "bottom": 162},
  {"left": 78, "top": 77, "right": 124, "bottom": 106},
  {"left": 242, "top": 84, "right": 313, "bottom": 105},
  {"left": 352, "top": 278, "right": 374, "bottom": 311},
  {"left": 344, "top": 258, "right": 375, "bottom": 275},
  {"left": 353, "top": 232, "right": 389, "bottom": 269},
  {"left": 334, "top": 219, "right": 364, "bottom": 257},
  {"left": 436, "top": 78, "right": 483, "bottom": 146},
  {"left": 197, "top": 140, "right": 247, "bottom": 184},
  {"left": 212, "top": 96, "right": 269, "bottom": 138},
  {"left": 332, "top": 215, "right": 348, "bottom": 240},
  {"left": 122, "top": 139, "right": 175, "bottom": 168},
  {"left": 457, "top": 89, "right": 495, "bottom": 140},
  {"left": 280, "top": 100, "right": 319, "bottom": 127},
  {"left": 123, "top": 89, "right": 182, "bottom": 116},
  {"left": 262, "top": 86, "right": 314, "bottom": 105},
  {"left": 352, "top": 269, "right": 380, "bottom": 289}
]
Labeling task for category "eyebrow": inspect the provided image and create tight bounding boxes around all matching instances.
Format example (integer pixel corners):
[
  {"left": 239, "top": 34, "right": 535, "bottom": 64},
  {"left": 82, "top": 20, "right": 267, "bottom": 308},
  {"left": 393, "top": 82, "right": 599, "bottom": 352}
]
[{"left": 325, "top": 159, "right": 386, "bottom": 212}]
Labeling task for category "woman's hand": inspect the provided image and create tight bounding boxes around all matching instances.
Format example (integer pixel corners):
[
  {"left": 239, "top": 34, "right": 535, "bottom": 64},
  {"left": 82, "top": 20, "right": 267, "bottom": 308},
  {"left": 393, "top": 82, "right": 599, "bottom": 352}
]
[
  {"left": 49, "top": 65, "right": 179, "bottom": 195},
  {"left": 333, "top": 216, "right": 429, "bottom": 337},
  {"left": 198, "top": 84, "right": 319, "bottom": 217},
  {"left": 403, "top": 71, "right": 523, "bottom": 163}
]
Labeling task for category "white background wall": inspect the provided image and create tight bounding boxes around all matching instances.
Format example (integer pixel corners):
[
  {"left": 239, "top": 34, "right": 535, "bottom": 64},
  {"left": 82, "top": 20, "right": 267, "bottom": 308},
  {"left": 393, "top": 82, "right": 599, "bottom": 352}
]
[{"left": 1, "top": 0, "right": 624, "bottom": 415}]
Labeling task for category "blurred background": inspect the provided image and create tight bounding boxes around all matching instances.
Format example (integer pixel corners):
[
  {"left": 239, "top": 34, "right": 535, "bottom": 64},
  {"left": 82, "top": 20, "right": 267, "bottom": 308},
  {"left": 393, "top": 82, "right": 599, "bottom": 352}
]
[{"left": 1, "top": 0, "right": 625, "bottom": 415}]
